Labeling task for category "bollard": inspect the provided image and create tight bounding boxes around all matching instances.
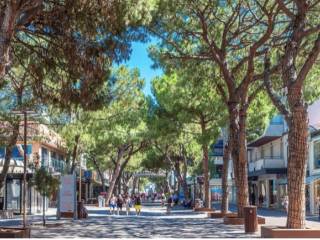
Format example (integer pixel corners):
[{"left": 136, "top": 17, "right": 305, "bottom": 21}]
[{"left": 244, "top": 206, "right": 258, "bottom": 233}]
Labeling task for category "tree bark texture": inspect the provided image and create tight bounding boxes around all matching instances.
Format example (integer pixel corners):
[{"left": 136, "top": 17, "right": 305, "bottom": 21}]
[
  {"left": 0, "top": 3, "right": 17, "bottom": 79},
  {"left": 228, "top": 102, "right": 249, "bottom": 218},
  {"left": 70, "top": 134, "right": 80, "bottom": 174},
  {"left": 221, "top": 141, "right": 230, "bottom": 215},
  {"left": 286, "top": 88, "right": 308, "bottom": 229}
]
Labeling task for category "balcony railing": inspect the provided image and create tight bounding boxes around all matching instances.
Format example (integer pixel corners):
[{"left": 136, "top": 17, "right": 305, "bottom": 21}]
[
  {"left": 249, "top": 157, "right": 285, "bottom": 172},
  {"left": 50, "top": 158, "right": 66, "bottom": 172}
]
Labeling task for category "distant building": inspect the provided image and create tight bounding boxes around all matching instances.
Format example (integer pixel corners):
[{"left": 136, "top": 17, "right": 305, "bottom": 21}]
[{"left": 209, "top": 128, "right": 236, "bottom": 204}]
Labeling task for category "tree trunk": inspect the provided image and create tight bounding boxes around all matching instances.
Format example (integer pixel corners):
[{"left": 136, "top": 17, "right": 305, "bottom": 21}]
[
  {"left": 200, "top": 117, "right": 210, "bottom": 209},
  {"left": 286, "top": 88, "right": 308, "bottom": 229},
  {"left": 0, "top": 3, "right": 17, "bottom": 79},
  {"left": 105, "top": 147, "right": 126, "bottom": 203},
  {"left": 221, "top": 141, "right": 230, "bottom": 215},
  {"left": 92, "top": 158, "right": 106, "bottom": 192},
  {"left": 132, "top": 177, "right": 137, "bottom": 195},
  {"left": 117, "top": 173, "right": 121, "bottom": 195},
  {"left": 182, "top": 155, "right": 190, "bottom": 200},
  {"left": 42, "top": 194, "right": 46, "bottom": 226},
  {"left": 228, "top": 102, "right": 249, "bottom": 218},
  {"left": 174, "top": 157, "right": 190, "bottom": 201},
  {"left": 114, "top": 154, "right": 131, "bottom": 194},
  {"left": 0, "top": 121, "right": 20, "bottom": 191},
  {"left": 70, "top": 135, "right": 80, "bottom": 174},
  {"left": 202, "top": 144, "right": 210, "bottom": 208}
]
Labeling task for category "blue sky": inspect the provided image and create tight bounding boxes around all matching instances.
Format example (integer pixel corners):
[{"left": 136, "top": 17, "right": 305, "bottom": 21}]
[{"left": 123, "top": 41, "right": 163, "bottom": 96}]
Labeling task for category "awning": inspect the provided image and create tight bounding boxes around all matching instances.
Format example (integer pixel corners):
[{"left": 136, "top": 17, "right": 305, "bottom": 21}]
[
  {"left": 248, "top": 136, "right": 281, "bottom": 147},
  {"left": 306, "top": 174, "right": 320, "bottom": 185}
]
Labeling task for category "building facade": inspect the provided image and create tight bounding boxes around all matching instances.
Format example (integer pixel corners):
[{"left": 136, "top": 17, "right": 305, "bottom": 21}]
[
  {"left": 0, "top": 121, "right": 67, "bottom": 214},
  {"left": 247, "top": 115, "right": 288, "bottom": 209},
  {"left": 210, "top": 134, "right": 236, "bottom": 205},
  {"left": 308, "top": 130, "right": 320, "bottom": 215}
]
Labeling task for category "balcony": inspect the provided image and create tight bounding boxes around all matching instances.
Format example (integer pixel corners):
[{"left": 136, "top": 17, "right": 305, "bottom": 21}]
[
  {"left": 50, "top": 158, "right": 66, "bottom": 173},
  {"left": 249, "top": 157, "right": 286, "bottom": 173}
]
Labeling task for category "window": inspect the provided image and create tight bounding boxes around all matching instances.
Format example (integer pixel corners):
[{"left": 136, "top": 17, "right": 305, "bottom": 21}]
[
  {"left": 261, "top": 146, "right": 264, "bottom": 159},
  {"left": 270, "top": 144, "right": 274, "bottom": 158},
  {"left": 41, "top": 148, "right": 48, "bottom": 167},
  {"left": 314, "top": 141, "right": 320, "bottom": 169}
]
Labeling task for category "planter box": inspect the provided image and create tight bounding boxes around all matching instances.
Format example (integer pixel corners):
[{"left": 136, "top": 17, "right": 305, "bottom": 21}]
[
  {"left": 208, "top": 212, "right": 237, "bottom": 218},
  {"left": 261, "top": 226, "right": 320, "bottom": 238},
  {"left": 194, "top": 207, "right": 215, "bottom": 212},
  {"left": 0, "top": 227, "right": 30, "bottom": 238},
  {"left": 223, "top": 216, "right": 265, "bottom": 225},
  {"left": 60, "top": 212, "right": 74, "bottom": 218}
]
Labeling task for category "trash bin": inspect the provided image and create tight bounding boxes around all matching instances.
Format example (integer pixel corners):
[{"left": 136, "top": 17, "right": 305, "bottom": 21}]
[{"left": 244, "top": 206, "right": 258, "bottom": 233}]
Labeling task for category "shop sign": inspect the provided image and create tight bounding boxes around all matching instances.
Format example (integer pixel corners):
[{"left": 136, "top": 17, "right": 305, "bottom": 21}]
[
  {"left": 59, "top": 174, "right": 76, "bottom": 214},
  {"left": 84, "top": 170, "right": 92, "bottom": 180}
]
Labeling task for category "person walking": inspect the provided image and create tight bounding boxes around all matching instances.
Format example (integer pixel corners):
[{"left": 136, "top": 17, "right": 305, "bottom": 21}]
[
  {"left": 109, "top": 195, "right": 117, "bottom": 215},
  {"left": 166, "top": 195, "right": 173, "bottom": 214},
  {"left": 124, "top": 195, "right": 132, "bottom": 216},
  {"left": 134, "top": 195, "right": 142, "bottom": 216},
  {"left": 117, "top": 195, "right": 124, "bottom": 215},
  {"left": 282, "top": 195, "right": 289, "bottom": 213},
  {"left": 258, "top": 193, "right": 264, "bottom": 208},
  {"left": 161, "top": 193, "right": 166, "bottom": 207}
]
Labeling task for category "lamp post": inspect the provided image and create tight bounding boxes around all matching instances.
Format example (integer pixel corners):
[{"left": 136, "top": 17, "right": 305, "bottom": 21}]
[{"left": 12, "top": 109, "right": 37, "bottom": 228}]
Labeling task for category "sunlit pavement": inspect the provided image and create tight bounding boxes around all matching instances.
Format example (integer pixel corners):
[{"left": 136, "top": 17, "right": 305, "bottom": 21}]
[
  {"left": 1, "top": 203, "right": 319, "bottom": 238},
  {"left": 29, "top": 205, "right": 259, "bottom": 238}
]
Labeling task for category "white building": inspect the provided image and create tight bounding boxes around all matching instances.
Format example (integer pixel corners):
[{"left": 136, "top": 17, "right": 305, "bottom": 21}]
[{"left": 247, "top": 115, "right": 288, "bottom": 209}]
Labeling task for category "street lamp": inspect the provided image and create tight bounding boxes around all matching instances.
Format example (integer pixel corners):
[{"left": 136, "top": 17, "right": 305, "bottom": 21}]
[{"left": 11, "top": 109, "right": 38, "bottom": 228}]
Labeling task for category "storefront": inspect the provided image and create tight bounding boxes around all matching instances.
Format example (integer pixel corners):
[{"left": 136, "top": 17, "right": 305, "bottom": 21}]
[
  {"left": 249, "top": 174, "right": 287, "bottom": 209},
  {"left": 2, "top": 172, "right": 44, "bottom": 214},
  {"left": 209, "top": 178, "right": 236, "bottom": 204},
  {"left": 308, "top": 176, "right": 320, "bottom": 215},
  {"left": 313, "top": 180, "right": 320, "bottom": 214}
]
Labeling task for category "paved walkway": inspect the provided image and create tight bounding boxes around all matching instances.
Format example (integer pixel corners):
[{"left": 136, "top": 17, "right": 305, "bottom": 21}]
[
  {"left": 30, "top": 205, "right": 258, "bottom": 238},
  {"left": 1, "top": 203, "right": 319, "bottom": 238}
]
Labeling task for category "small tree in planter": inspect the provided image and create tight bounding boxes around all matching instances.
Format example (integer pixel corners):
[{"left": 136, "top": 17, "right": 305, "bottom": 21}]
[{"left": 31, "top": 168, "right": 60, "bottom": 226}]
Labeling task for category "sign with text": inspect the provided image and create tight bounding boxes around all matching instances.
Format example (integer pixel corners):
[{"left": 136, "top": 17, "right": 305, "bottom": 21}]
[{"left": 59, "top": 174, "right": 76, "bottom": 214}]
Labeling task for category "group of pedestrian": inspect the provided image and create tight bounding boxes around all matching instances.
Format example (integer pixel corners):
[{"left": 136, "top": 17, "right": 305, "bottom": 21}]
[{"left": 109, "top": 194, "right": 142, "bottom": 216}]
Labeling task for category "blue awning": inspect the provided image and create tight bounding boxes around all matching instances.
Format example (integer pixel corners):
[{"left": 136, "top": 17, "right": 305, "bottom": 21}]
[{"left": 306, "top": 174, "right": 320, "bottom": 185}]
